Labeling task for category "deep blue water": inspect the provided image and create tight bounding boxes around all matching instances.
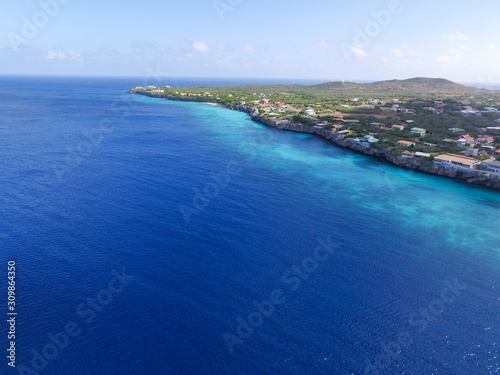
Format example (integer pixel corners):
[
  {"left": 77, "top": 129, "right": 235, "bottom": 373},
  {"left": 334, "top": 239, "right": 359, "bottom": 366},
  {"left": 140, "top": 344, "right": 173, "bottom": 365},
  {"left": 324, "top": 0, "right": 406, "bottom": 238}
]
[{"left": 0, "top": 76, "right": 499, "bottom": 375}]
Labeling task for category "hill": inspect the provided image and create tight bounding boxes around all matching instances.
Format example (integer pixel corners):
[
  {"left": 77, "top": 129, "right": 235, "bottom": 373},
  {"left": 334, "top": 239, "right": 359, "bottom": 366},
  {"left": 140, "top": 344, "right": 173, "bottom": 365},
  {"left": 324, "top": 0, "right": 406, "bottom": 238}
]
[
  {"left": 305, "top": 77, "right": 492, "bottom": 97},
  {"left": 141, "top": 77, "right": 498, "bottom": 100}
]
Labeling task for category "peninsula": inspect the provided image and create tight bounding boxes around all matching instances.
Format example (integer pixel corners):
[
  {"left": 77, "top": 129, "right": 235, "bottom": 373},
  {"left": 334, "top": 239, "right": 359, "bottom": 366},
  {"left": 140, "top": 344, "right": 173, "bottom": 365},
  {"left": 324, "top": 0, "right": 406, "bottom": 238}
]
[{"left": 129, "top": 78, "right": 500, "bottom": 190}]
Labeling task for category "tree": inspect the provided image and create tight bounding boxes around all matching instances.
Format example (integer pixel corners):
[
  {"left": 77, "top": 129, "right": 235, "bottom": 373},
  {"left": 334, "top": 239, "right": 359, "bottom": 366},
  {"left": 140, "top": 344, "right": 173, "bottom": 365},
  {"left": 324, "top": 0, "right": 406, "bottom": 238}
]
[{"left": 292, "top": 115, "right": 315, "bottom": 126}]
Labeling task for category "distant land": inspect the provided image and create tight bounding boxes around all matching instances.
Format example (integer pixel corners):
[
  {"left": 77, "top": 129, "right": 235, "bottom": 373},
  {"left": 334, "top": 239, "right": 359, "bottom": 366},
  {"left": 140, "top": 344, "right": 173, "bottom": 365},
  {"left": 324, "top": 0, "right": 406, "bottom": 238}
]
[
  {"left": 310, "top": 77, "right": 496, "bottom": 95},
  {"left": 130, "top": 77, "right": 500, "bottom": 190}
]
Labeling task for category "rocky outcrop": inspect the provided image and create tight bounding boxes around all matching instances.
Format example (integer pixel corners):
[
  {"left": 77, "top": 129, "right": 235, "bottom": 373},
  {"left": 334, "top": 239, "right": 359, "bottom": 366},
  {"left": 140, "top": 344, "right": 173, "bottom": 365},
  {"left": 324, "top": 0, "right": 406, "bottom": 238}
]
[{"left": 130, "top": 91, "right": 500, "bottom": 190}]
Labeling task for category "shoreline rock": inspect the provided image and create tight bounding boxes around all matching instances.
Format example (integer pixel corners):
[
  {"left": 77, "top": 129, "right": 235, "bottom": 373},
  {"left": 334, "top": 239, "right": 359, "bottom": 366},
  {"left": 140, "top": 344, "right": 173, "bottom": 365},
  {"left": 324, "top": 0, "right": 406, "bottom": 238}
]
[{"left": 129, "top": 91, "right": 500, "bottom": 191}]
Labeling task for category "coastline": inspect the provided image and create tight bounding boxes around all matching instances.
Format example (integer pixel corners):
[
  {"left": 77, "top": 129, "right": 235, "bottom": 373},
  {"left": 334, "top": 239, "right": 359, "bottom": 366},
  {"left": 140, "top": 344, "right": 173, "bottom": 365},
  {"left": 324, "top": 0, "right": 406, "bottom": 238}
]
[{"left": 129, "top": 90, "right": 500, "bottom": 191}]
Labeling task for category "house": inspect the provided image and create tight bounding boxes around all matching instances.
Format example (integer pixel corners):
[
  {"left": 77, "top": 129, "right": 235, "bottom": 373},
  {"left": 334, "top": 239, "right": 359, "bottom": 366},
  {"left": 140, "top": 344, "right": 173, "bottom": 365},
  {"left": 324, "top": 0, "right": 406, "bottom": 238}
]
[
  {"left": 466, "top": 148, "right": 479, "bottom": 157},
  {"left": 360, "top": 135, "right": 379, "bottom": 143},
  {"left": 398, "top": 140, "right": 416, "bottom": 147},
  {"left": 461, "top": 109, "right": 479, "bottom": 115},
  {"left": 455, "top": 134, "right": 474, "bottom": 145},
  {"left": 402, "top": 150, "right": 412, "bottom": 156},
  {"left": 482, "top": 160, "right": 500, "bottom": 173},
  {"left": 448, "top": 128, "right": 465, "bottom": 133},
  {"left": 337, "top": 130, "right": 353, "bottom": 135},
  {"left": 475, "top": 137, "right": 494, "bottom": 144},
  {"left": 370, "top": 122, "right": 386, "bottom": 128},
  {"left": 304, "top": 108, "right": 316, "bottom": 116},
  {"left": 423, "top": 142, "right": 437, "bottom": 147},
  {"left": 392, "top": 125, "right": 405, "bottom": 131},
  {"left": 410, "top": 127, "right": 426, "bottom": 136},
  {"left": 496, "top": 149, "right": 500, "bottom": 154},
  {"left": 482, "top": 146, "right": 496, "bottom": 151},
  {"left": 415, "top": 152, "right": 431, "bottom": 158},
  {"left": 484, "top": 107, "right": 498, "bottom": 112},
  {"left": 434, "top": 154, "right": 480, "bottom": 168},
  {"left": 332, "top": 124, "right": 344, "bottom": 130},
  {"left": 405, "top": 120, "right": 415, "bottom": 124},
  {"left": 343, "top": 119, "right": 360, "bottom": 124}
]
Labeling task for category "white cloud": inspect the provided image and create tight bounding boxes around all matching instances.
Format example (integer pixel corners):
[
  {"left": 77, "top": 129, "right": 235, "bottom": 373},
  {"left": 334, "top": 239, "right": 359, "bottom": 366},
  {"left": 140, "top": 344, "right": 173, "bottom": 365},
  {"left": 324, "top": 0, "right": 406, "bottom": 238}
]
[
  {"left": 193, "top": 41, "right": 211, "bottom": 52},
  {"left": 393, "top": 49, "right": 403, "bottom": 58},
  {"left": 351, "top": 46, "right": 368, "bottom": 58},
  {"left": 436, "top": 55, "right": 451, "bottom": 63},
  {"left": 436, "top": 48, "right": 464, "bottom": 65},
  {"left": 243, "top": 42, "right": 255, "bottom": 53},
  {"left": 318, "top": 40, "right": 327, "bottom": 48},
  {"left": 98, "top": 48, "right": 119, "bottom": 56},
  {"left": 43, "top": 50, "right": 83, "bottom": 62},
  {"left": 442, "top": 32, "right": 470, "bottom": 40},
  {"left": 130, "top": 40, "right": 154, "bottom": 50}
]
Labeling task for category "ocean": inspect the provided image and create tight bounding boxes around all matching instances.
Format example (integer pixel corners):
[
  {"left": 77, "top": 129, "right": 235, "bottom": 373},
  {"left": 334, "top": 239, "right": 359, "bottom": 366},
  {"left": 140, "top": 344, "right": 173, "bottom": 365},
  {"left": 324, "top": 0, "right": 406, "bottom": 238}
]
[{"left": 1, "top": 75, "right": 499, "bottom": 375}]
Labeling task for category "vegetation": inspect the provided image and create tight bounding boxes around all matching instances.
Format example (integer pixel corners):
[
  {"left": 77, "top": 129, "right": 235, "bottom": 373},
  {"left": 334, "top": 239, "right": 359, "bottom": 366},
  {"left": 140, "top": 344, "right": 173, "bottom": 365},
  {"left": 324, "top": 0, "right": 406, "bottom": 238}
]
[
  {"left": 292, "top": 115, "right": 315, "bottom": 126},
  {"left": 130, "top": 77, "right": 500, "bottom": 160}
]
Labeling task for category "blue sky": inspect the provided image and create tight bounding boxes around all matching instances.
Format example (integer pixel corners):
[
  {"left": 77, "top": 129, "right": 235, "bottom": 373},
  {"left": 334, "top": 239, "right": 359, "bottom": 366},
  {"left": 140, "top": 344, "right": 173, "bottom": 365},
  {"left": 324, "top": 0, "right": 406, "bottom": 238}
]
[{"left": 1, "top": 0, "right": 500, "bottom": 84}]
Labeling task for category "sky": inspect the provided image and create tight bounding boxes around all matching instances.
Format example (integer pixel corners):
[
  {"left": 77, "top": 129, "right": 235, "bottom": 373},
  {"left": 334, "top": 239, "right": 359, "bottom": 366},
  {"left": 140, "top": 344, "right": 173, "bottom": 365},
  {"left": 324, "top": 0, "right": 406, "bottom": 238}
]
[{"left": 1, "top": 0, "right": 500, "bottom": 84}]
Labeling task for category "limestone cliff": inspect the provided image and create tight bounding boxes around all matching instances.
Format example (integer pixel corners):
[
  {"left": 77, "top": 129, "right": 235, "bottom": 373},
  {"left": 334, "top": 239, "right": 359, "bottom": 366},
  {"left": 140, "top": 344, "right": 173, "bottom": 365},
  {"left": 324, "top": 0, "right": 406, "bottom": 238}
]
[{"left": 130, "top": 91, "right": 500, "bottom": 190}]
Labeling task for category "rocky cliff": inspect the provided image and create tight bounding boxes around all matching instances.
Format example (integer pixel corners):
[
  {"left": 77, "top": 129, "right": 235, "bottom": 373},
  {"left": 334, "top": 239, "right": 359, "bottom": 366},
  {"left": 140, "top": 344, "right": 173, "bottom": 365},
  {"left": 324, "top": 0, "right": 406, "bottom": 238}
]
[{"left": 130, "top": 91, "right": 500, "bottom": 191}]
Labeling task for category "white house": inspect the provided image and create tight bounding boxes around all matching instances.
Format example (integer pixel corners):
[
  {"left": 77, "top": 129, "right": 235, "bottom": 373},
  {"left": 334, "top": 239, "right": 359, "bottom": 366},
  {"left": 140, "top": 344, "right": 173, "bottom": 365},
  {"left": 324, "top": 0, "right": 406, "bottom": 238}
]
[
  {"left": 305, "top": 108, "right": 316, "bottom": 116},
  {"left": 410, "top": 127, "right": 426, "bottom": 136},
  {"left": 360, "top": 135, "right": 379, "bottom": 143}
]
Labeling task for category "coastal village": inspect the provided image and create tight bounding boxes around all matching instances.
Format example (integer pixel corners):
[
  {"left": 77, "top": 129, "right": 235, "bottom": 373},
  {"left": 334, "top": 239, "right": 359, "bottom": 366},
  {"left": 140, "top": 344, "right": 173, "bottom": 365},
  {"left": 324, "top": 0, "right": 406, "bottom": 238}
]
[{"left": 131, "top": 81, "right": 500, "bottom": 177}]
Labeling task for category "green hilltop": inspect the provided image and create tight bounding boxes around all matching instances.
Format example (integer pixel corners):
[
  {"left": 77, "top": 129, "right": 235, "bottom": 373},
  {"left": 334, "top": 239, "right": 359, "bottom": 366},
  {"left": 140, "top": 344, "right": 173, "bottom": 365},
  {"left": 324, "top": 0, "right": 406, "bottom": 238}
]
[{"left": 132, "top": 77, "right": 499, "bottom": 103}]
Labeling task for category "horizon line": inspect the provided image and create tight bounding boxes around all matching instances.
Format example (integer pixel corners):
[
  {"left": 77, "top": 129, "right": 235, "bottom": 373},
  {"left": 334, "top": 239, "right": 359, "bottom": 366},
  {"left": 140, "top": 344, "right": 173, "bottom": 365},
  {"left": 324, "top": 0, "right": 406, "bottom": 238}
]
[{"left": 1, "top": 73, "right": 499, "bottom": 89}]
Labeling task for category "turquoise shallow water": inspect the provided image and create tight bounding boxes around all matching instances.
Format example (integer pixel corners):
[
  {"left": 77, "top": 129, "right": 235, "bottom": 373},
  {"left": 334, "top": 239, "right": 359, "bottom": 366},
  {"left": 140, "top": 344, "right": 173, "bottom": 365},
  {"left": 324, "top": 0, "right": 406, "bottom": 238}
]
[
  {"left": 1, "top": 76, "right": 499, "bottom": 375},
  {"left": 190, "top": 100, "right": 500, "bottom": 254}
]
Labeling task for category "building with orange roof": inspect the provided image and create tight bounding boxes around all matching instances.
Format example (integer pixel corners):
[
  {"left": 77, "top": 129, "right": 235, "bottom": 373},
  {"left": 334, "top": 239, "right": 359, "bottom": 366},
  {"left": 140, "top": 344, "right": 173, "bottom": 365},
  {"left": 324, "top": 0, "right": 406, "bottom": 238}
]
[
  {"left": 455, "top": 134, "right": 474, "bottom": 145},
  {"left": 434, "top": 154, "right": 480, "bottom": 169},
  {"left": 475, "top": 137, "right": 494, "bottom": 144}
]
